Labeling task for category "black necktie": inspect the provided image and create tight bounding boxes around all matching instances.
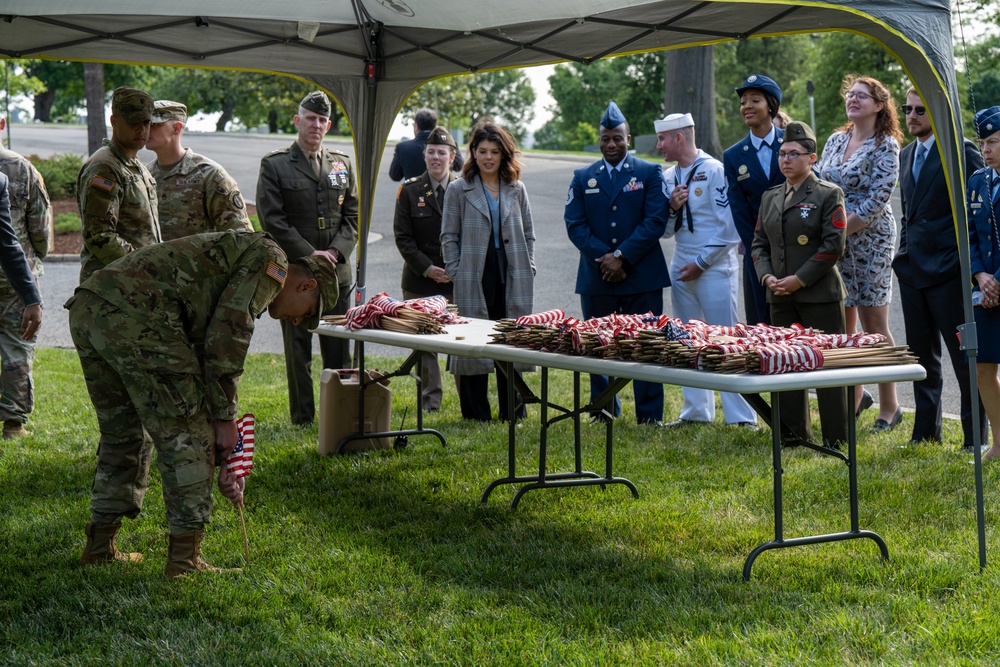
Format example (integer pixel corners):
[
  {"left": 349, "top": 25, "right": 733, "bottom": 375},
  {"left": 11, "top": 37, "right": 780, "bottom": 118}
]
[{"left": 437, "top": 184, "right": 445, "bottom": 203}]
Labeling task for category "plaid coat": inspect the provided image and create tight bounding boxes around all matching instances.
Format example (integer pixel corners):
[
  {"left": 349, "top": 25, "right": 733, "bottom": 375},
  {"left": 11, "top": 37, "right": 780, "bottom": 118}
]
[{"left": 441, "top": 174, "right": 535, "bottom": 375}]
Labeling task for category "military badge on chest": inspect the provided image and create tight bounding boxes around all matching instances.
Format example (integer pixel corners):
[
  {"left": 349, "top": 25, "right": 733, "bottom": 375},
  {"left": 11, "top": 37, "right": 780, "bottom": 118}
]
[
  {"left": 328, "top": 159, "right": 349, "bottom": 188},
  {"left": 797, "top": 202, "right": 816, "bottom": 219}
]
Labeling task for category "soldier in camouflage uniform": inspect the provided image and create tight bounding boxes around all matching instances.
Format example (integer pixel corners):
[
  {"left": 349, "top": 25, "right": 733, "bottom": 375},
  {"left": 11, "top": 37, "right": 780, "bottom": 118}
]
[
  {"left": 67, "top": 230, "right": 339, "bottom": 577},
  {"left": 0, "top": 116, "right": 51, "bottom": 439},
  {"left": 145, "top": 100, "right": 253, "bottom": 241},
  {"left": 256, "top": 90, "right": 358, "bottom": 425},
  {"left": 76, "top": 86, "right": 160, "bottom": 283}
]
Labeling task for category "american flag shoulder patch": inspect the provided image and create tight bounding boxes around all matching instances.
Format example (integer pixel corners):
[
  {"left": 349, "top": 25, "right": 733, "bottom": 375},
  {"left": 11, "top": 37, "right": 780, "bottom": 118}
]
[
  {"left": 266, "top": 261, "right": 287, "bottom": 285},
  {"left": 90, "top": 176, "right": 114, "bottom": 192}
]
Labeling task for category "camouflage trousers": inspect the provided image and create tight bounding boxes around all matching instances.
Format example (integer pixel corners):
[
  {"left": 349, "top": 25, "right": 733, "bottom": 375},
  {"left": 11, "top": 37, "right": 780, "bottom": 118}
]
[
  {"left": 0, "top": 294, "right": 35, "bottom": 423},
  {"left": 68, "top": 291, "right": 217, "bottom": 535}
]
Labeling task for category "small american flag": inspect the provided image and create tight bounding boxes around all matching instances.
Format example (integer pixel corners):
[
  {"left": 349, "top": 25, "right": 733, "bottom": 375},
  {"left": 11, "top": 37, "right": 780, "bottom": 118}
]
[{"left": 226, "top": 414, "right": 256, "bottom": 478}]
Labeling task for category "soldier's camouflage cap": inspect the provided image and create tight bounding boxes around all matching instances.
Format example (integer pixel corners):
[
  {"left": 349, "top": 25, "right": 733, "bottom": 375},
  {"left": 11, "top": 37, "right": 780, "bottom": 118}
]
[
  {"left": 151, "top": 100, "right": 188, "bottom": 124},
  {"left": 425, "top": 126, "right": 457, "bottom": 149},
  {"left": 299, "top": 91, "right": 332, "bottom": 118},
  {"left": 111, "top": 87, "right": 153, "bottom": 124},
  {"left": 296, "top": 254, "right": 340, "bottom": 330}
]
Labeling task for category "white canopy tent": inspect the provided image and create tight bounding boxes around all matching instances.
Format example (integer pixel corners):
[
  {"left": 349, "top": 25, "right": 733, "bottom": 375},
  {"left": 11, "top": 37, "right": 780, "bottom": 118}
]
[{"left": 1, "top": 0, "right": 988, "bottom": 566}]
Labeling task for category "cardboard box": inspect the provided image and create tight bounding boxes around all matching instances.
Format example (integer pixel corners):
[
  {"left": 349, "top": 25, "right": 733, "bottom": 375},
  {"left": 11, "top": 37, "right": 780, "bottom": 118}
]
[{"left": 318, "top": 369, "right": 392, "bottom": 454}]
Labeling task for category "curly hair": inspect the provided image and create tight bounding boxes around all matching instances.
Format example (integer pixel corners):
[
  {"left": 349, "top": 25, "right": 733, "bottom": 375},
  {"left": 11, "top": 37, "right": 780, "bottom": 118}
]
[
  {"left": 461, "top": 122, "right": 523, "bottom": 184},
  {"left": 835, "top": 74, "right": 903, "bottom": 145}
]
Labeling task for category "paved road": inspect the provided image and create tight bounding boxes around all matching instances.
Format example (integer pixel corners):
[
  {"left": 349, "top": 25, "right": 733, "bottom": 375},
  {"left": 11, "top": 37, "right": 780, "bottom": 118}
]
[{"left": 13, "top": 124, "right": 954, "bottom": 420}]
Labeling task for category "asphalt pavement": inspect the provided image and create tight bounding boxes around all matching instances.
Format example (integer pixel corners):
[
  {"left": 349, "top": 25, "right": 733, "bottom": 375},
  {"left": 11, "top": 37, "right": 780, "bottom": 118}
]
[{"left": 12, "top": 124, "right": 954, "bottom": 421}]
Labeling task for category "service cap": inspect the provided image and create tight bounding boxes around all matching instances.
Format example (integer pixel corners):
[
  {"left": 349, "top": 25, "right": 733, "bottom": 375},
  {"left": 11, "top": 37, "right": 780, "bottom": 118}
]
[
  {"left": 974, "top": 106, "right": 1000, "bottom": 140},
  {"left": 299, "top": 90, "right": 332, "bottom": 118},
  {"left": 782, "top": 121, "right": 816, "bottom": 146},
  {"left": 425, "top": 126, "right": 457, "bottom": 149},
  {"left": 735, "top": 74, "right": 782, "bottom": 104},
  {"left": 654, "top": 112, "right": 694, "bottom": 133},
  {"left": 600, "top": 101, "right": 627, "bottom": 130},
  {"left": 111, "top": 87, "right": 153, "bottom": 124},
  {"left": 296, "top": 254, "right": 341, "bottom": 330},
  {"left": 151, "top": 100, "right": 188, "bottom": 124}
]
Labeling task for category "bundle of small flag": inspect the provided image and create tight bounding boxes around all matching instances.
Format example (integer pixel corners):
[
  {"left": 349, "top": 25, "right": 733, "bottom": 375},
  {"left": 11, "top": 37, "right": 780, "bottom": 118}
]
[
  {"left": 491, "top": 312, "right": 917, "bottom": 374},
  {"left": 226, "top": 413, "right": 256, "bottom": 478},
  {"left": 325, "top": 292, "right": 466, "bottom": 333}
]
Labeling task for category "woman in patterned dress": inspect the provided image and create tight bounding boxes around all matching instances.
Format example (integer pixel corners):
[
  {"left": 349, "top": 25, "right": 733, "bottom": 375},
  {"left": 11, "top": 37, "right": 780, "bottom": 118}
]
[{"left": 817, "top": 74, "right": 903, "bottom": 432}]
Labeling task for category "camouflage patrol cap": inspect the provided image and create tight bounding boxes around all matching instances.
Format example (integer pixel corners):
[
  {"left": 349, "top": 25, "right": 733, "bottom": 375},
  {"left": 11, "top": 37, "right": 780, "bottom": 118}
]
[
  {"left": 151, "top": 100, "right": 188, "bottom": 124},
  {"left": 299, "top": 91, "right": 332, "bottom": 118},
  {"left": 425, "top": 126, "right": 457, "bottom": 149},
  {"left": 111, "top": 87, "right": 153, "bottom": 124},
  {"left": 296, "top": 254, "right": 340, "bottom": 330}
]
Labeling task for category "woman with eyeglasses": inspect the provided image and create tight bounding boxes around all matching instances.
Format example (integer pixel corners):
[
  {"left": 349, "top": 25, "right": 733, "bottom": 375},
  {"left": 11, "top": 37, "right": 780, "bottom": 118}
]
[
  {"left": 817, "top": 74, "right": 903, "bottom": 433},
  {"left": 751, "top": 121, "right": 849, "bottom": 448}
]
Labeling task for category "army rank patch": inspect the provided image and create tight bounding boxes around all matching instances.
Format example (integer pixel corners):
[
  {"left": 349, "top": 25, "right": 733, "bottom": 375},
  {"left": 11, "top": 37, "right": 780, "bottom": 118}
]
[
  {"left": 90, "top": 176, "right": 115, "bottom": 192},
  {"left": 831, "top": 205, "right": 847, "bottom": 229},
  {"left": 266, "top": 261, "right": 287, "bottom": 285}
]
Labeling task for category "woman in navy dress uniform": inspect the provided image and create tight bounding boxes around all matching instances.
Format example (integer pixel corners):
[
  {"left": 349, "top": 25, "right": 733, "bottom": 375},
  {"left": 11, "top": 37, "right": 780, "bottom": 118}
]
[{"left": 969, "top": 106, "right": 1000, "bottom": 461}]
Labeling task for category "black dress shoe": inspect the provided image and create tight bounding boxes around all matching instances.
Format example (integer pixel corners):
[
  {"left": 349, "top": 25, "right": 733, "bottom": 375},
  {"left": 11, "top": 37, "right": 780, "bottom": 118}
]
[
  {"left": 589, "top": 413, "right": 614, "bottom": 425},
  {"left": 871, "top": 407, "right": 903, "bottom": 433},
  {"left": 855, "top": 389, "right": 874, "bottom": 418},
  {"left": 734, "top": 422, "right": 759, "bottom": 431}
]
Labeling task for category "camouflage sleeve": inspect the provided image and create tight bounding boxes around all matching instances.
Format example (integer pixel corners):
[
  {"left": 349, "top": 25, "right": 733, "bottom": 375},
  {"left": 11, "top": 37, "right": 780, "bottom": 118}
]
[
  {"left": 331, "top": 160, "right": 359, "bottom": 262},
  {"left": 206, "top": 168, "right": 253, "bottom": 234},
  {"left": 27, "top": 163, "right": 52, "bottom": 259},
  {"left": 202, "top": 243, "right": 287, "bottom": 420},
  {"left": 79, "top": 163, "right": 134, "bottom": 266}
]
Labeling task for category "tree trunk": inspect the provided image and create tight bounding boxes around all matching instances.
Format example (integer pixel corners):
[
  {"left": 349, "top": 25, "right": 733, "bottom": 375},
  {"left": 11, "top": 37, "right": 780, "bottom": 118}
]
[
  {"left": 34, "top": 89, "right": 55, "bottom": 123},
  {"left": 663, "top": 46, "right": 722, "bottom": 159},
  {"left": 216, "top": 99, "right": 235, "bottom": 132},
  {"left": 268, "top": 109, "right": 278, "bottom": 134},
  {"left": 83, "top": 63, "right": 106, "bottom": 156}
]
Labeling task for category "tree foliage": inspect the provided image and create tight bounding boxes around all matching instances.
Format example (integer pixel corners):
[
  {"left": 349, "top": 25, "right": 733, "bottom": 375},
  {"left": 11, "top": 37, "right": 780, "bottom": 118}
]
[
  {"left": 151, "top": 69, "right": 345, "bottom": 133},
  {"left": 400, "top": 70, "right": 536, "bottom": 144},
  {"left": 958, "top": 33, "right": 1000, "bottom": 135},
  {"left": 535, "top": 53, "right": 663, "bottom": 151},
  {"left": 21, "top": 60, "right": 160, "bottom": 122}
]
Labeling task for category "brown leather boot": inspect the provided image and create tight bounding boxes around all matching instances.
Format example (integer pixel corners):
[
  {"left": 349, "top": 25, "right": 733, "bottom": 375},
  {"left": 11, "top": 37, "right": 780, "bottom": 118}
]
[
  {"left": 165, "top": 530, "right": 242, "bottom": 578},
  {"left": 2, "top": 420, "right": 29, "bottom": 439},
  {"left": 80, "top": 522, "right": 144, "bottom": 565}
]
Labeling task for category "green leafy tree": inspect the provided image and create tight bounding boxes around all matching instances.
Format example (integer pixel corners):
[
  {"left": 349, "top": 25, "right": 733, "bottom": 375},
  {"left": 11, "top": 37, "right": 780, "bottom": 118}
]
[
  {"left": 152, "top": 68, "right": 344, "bottom": 133},
  {"left": 957, "top": 32, "right": 1000, "bottom": 136},
  {"left": 21, "top": 60, "right": 160, "bottom": 122},
  {"left": 537, "top": 53, "right": 663, "bottom": 151},
  {"left": 713, "top": 35, "right": 812, "bottom": 149},
  {"left": 401, "top": 70, "right": 536, "bottom": 143},
  {"left": 797, "top": 33, "right": 906, "bottom": 147}
]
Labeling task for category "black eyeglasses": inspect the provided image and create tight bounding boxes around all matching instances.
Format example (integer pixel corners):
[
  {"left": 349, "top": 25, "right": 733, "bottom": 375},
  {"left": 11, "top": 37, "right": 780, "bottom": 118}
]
[{"left": 902, "top": 105, "right": 927, "bottom": 116}]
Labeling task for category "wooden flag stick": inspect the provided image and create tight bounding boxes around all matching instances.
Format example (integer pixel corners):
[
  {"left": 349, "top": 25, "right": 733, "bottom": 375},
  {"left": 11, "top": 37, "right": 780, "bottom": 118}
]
[{"left": 237, "top": 499, "right": 250, "bottom": 567}]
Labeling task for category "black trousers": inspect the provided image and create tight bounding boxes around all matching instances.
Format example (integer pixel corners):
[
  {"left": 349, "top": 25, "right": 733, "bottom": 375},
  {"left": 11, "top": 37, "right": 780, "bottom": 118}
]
[
  {"left": 458, "top": 242, "right": 525, "bottom": 422},
  {"left": 899, "top": 277, "right": 987, "bottom": 446},
  {"left": 280, "top": 284, "right": 351, "bottom": 425}
]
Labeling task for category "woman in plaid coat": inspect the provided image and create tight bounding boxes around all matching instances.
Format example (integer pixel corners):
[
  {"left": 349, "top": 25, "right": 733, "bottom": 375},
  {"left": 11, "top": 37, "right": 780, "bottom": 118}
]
[{"left": 441, "top": 122, "right": 535, "bottom": 421}]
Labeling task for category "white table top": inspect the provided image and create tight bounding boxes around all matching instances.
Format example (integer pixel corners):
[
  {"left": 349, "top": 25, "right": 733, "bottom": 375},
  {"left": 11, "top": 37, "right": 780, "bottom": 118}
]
[{"left": 315, "top": 318, "right": 926, "bottom": 393}]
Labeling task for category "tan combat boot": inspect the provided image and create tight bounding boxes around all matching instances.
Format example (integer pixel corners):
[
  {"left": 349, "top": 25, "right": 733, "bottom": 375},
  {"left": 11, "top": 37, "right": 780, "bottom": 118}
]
[
  {"left": 165, "top": 530, "right": 242, "bottom": 578},
  {"left": 80, "top": 522, "right": 144, "bottom": 565},
  {"left": 2, "top": 420, "right": 29, "bottom": 439}
]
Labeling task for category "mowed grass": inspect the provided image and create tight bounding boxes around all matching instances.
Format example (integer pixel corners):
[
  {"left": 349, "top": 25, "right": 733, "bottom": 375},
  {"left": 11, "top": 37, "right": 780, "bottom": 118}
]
[{"left": 3, "top": 348, "right": 1000, "bottom": 665}]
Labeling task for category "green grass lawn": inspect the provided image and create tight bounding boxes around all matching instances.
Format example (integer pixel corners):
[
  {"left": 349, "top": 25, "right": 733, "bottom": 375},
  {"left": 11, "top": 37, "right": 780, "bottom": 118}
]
[{"left": 3, "top": 348, "right": 1000, "bottom": 665}]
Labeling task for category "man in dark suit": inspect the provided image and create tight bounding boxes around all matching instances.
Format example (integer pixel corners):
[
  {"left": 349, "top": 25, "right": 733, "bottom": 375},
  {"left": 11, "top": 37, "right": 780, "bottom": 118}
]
[
  {"left": 389, "top": 109, "right": 463, "bottom": 181},
  {"left": 893, "top": 87, "right": 987, "bottom": 451},
  {"left": 256, "top": 90, "right": 358, "bottom": 425},
  {"left": 393, "top": 127, "right": 457, "bottom": 411},
  {"left": 564, "top": 101, "right": 669, "bottom": 424},
  {"left": 723, "top": 74, "right": 786, "bottom": 325}
]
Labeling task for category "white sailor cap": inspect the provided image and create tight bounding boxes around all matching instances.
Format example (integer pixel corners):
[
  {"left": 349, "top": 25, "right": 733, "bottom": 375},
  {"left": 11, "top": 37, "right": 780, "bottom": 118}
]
[{"left": 654, "top": 112, "right": 694, "bottom": 133}]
